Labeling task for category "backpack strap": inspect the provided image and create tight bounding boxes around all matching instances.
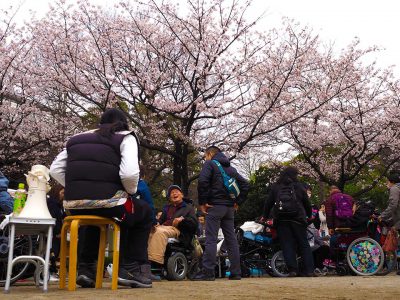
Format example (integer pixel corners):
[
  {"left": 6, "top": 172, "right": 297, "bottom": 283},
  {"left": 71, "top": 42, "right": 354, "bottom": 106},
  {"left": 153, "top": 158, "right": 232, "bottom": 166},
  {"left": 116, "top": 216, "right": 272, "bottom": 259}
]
[{"left": 212, "top": 160, "right": 228, "bottom": 178}]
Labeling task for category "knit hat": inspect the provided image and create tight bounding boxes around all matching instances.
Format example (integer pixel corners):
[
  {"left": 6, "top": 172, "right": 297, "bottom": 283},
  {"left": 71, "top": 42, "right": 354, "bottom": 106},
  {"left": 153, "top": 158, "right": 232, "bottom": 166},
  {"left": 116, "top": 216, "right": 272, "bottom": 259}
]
[{"left": 167, "top": 185, "right": 182, "bottom": 199}]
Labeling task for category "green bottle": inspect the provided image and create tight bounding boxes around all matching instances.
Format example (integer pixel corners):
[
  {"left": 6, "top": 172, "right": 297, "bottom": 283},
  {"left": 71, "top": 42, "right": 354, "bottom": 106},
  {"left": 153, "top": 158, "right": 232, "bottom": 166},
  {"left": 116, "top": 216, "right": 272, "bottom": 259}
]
[{"left": 13, "top": 183, "right": 27, "bottom": 216}]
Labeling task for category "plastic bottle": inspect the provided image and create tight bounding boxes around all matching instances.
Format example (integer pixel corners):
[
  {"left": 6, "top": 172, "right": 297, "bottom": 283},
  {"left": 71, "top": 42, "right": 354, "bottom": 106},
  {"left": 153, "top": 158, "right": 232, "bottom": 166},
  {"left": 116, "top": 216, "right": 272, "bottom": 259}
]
[{"left": 13, "top": 183, "right": 27, "bottom": 216}]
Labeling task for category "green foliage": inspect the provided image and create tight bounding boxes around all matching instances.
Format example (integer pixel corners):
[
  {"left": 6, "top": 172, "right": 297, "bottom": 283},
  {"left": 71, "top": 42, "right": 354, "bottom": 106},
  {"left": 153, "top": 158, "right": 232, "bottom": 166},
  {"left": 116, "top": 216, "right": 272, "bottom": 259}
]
[
  {"left": 344, "top": 176, "right": 388, "bottom": 210},
  {"left": 235, "top": 165, "right": 281, "bottom": 224}
]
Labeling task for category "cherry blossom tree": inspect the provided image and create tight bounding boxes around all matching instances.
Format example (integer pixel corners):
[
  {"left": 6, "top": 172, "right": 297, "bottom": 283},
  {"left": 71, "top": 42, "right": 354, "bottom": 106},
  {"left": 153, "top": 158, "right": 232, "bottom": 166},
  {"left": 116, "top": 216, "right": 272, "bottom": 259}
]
[
  {"left": 282, "top": 48, "right": 400, "bottom": 195},
  {"left": 26, "top": 0, "right": 359, "bottom": 193},
  {"left": 0, "top": 6, "right": 81, "bottom": 178},
  {"left": 4, "top": 0, "right": 400, "bottom": 196}
]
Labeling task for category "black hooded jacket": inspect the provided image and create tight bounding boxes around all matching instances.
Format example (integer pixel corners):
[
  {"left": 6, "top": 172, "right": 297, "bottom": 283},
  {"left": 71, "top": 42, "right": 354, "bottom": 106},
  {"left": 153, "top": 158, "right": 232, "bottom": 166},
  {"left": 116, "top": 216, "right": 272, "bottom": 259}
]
[
  {"left": 263, "top": 181, "right": 312, "bottom": 225},
  {"left": 197, "top": 152, "right": 249, "bottom": 206}
]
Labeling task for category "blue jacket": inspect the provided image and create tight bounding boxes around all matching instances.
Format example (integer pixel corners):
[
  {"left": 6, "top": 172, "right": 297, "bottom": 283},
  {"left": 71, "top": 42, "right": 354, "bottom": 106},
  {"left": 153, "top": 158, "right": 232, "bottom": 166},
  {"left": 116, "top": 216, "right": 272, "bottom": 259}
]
[
  {"left": 197, "top": 152, "right": 249, "bottom": 206},
  {"left": 0, "top": 171, "right": 13, "bottom": 214},
  {"left": 136, "top": 179, "right": 156, "bottom": 224}
]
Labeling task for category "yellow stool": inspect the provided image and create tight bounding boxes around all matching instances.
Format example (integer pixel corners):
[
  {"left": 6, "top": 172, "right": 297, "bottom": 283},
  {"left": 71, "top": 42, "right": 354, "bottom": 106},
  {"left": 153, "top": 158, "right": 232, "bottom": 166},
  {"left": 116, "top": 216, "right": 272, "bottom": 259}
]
[{"left": 59, "top": 215, "right": 120, "bottom": 291}]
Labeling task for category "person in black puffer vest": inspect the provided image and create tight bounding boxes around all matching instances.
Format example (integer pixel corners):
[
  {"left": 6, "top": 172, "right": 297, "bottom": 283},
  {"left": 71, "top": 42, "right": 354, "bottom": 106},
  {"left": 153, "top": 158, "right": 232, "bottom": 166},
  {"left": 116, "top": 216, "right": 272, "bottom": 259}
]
[
  {"left": 50, "top": 108, "right": 152, "bottom": 289},
  {"left": 263, "top": 166, "right": 314, "bottom": 277}
]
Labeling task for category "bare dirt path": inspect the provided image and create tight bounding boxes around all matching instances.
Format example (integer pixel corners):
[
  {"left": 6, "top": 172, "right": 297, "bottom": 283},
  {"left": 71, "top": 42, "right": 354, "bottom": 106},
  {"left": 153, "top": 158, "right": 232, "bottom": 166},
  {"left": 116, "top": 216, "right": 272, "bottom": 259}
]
[{"left": 2, "top": 275, "right": 400, "bottom": 300}]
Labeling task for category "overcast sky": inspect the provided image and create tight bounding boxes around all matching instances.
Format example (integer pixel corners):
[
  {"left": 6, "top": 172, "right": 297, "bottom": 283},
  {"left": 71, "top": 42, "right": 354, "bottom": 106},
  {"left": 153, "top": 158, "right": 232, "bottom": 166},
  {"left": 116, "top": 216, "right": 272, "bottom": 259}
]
[{"left": 1, "top": 0, "right": 399, "bottom": 75}]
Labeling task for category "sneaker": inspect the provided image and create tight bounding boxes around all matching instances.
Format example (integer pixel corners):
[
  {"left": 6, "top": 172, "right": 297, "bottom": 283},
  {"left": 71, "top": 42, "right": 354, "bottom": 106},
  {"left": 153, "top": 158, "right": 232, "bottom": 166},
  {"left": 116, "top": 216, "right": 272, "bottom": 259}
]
[
  {"left": 228, "top": 274, "right": 241, "bottom": 280},
  {"left": 118, "top": 263, "right": 152, "bottom": 288},
  {"left": 190, "top": 269, "right": 215, "bottom": 281},
  {"left": 314, "top": 268, "right": 327, "bottom": 277},
  {"left": 288, "top": 271, "right": 297, "bottom": 277},
  {"left": 49, "top": 273, "right": 60, "bottom": 282},
  {"left": 323, "top": 259, "right": 336, "bottom": 268}
]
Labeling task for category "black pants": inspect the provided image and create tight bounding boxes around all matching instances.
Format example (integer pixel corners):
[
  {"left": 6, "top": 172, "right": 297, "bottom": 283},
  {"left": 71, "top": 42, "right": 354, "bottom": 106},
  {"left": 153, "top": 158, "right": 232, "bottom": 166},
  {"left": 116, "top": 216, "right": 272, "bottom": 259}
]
[
  {"left": 277, "top": 221, "right": 314, "bottom": 274},
  {"left": 70, "top": 198, "right": 152, "bottom": 265},
  {"left": 313, "top": 245, "right": 330, "bottom": 269}
]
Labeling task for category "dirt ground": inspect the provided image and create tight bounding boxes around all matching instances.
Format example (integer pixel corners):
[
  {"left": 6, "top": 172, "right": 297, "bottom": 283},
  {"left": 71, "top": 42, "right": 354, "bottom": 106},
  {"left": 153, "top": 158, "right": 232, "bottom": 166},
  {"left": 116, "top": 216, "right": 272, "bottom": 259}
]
[{"left": 2, "top": 274, "right": 400, "bottom": 300}]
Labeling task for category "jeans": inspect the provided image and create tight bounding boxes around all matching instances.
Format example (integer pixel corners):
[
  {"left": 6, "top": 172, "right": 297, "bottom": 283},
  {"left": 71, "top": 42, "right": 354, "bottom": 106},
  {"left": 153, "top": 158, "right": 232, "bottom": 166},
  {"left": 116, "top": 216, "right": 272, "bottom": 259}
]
[
  {"left": 277, "top": 221, "right": 314, "bottom": 274},
  {"left": 202, "top": 205, "right": 241, "bottom": 275}
]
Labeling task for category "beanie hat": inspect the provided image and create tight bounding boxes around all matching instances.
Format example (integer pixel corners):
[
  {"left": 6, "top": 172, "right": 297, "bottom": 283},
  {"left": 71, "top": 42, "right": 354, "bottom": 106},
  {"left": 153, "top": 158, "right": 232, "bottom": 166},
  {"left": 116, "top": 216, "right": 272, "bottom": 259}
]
[{"left": 167, "top": 185, "right": 182, "bottom": 198}]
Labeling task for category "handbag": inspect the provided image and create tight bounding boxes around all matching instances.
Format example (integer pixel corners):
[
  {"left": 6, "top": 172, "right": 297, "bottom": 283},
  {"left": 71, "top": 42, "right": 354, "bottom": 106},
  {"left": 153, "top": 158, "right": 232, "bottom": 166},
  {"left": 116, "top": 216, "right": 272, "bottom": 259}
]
[
  {"left": 382, "top": 228, "right": 398, "bottom": 252},
  {"left": 192, "top": 236, "right": 203, "bottom": 258}
]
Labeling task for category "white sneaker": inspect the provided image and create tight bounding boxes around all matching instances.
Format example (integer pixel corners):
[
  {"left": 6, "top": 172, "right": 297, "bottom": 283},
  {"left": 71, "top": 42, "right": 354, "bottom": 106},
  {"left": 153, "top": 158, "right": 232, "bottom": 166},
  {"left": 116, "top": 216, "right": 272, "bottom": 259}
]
[{"left": 49, "top": 273, "right": 60, "bottom": 282}]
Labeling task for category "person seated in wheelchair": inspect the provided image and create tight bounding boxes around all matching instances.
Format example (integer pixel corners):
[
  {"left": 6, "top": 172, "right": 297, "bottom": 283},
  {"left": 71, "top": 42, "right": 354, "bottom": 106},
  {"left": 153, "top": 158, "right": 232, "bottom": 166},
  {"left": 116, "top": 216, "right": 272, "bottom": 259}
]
[{"left": 148, "top": 185, "right": 198, "bottom": 266}]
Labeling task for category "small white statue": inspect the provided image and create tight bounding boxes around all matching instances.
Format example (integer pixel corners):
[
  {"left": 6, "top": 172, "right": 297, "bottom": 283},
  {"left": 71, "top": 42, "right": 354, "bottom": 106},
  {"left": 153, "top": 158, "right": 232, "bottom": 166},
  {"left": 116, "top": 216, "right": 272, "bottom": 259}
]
[{"left": 18, "top": 165, "right": 53, "bottom": 219}]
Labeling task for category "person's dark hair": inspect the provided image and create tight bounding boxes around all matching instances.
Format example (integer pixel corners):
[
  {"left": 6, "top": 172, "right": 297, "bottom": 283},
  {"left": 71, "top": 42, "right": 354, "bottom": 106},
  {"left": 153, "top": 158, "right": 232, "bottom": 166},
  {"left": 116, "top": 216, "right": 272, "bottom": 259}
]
[
  {"left": 97, "top": 108, "right": 129, "bottom": 138},
  {"left": 303, "top": 183, "right": 311, "bottom": 191},
  {"left": 204, "top": 145, "right": 221, "bottom": 158},
  {"left": 277, "top": 166, "right": 299, "bottom": 184},
  {"left": 387, "top": 170, "right": 400, "bottom": 184},
  {"left": 48, "top": 181, "right": 64, "bottom": 201},
  {"left": 330, "top": 185, "right": 341, "bottom": 192},
  {"left": 139, "top": 165, "right": 145, "bottom": 179}
]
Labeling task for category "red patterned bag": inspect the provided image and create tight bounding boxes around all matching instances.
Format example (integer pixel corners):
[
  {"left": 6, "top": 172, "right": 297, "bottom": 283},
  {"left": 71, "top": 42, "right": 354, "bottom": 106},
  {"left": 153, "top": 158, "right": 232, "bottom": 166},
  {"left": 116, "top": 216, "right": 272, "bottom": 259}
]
[{"left": 382, "top": 228, "right": 398, "bottom": 252}]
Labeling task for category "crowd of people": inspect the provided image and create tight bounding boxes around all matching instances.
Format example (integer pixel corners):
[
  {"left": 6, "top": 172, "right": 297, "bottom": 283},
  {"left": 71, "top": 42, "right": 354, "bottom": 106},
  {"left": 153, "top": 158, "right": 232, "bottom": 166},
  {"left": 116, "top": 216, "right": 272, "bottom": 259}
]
[{"left": 1, "top": 108, "right": 400, "bottom": 289}]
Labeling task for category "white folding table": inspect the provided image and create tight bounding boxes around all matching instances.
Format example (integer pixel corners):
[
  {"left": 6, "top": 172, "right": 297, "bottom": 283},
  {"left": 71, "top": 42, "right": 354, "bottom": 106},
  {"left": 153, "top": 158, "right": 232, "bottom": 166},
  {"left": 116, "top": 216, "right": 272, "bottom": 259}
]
[{"left": 4, "top": 217, "right": 55, "bottom": 293}]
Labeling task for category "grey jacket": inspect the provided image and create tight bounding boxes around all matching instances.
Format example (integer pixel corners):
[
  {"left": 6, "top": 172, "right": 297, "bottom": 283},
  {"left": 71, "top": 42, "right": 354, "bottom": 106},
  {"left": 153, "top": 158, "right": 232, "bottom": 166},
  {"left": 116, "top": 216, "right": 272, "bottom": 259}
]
[{"left": 381, "top": 184, "right": 400, "bottom": 229}]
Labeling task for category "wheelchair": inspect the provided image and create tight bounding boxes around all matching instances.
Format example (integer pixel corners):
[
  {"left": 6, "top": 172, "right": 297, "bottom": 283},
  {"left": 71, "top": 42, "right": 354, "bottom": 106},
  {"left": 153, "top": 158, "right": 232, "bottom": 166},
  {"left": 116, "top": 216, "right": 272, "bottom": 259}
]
[
  {"left": 330, "top": 227, "right": 384, "bottom": 276},
  {"left": 154, "top": 235, "right": 200, "bottom": 281}
]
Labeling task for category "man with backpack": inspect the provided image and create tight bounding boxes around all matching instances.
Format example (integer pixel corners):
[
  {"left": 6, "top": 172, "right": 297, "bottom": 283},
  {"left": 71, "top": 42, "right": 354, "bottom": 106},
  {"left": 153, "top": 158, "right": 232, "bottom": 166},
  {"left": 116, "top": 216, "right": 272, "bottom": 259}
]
[
  {"left": 263, "top": 166, "right": 314, "bottom": 277},
  {"left": 192, "top": 146, "right": 249, "bottom": 281},
  {"left": 325, "top": 186, "right": 354, "bottom": 234}
]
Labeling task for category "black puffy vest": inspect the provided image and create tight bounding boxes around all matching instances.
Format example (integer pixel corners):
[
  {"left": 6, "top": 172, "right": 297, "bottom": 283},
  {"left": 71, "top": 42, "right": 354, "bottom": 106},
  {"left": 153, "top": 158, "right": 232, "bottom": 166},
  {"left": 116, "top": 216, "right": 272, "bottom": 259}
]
[{"left": 64, "top": 131, "right": 127, "bottom": 200}]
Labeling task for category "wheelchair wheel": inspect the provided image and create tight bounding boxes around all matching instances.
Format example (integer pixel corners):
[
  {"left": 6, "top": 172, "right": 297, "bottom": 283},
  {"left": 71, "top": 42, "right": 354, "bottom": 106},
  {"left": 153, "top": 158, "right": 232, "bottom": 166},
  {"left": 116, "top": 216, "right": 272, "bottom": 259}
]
[
  {"left": 0, "top": 233, "right": 33, "bottom": 286},
  {"left": 166, "top": 252, "right": 188, "bottom": 281},
  {"left": 347, "top": 237, "right": 384, "bottom": 276},
  {"left": 270, "top": 250, "right": 289, "bottom": 277}
]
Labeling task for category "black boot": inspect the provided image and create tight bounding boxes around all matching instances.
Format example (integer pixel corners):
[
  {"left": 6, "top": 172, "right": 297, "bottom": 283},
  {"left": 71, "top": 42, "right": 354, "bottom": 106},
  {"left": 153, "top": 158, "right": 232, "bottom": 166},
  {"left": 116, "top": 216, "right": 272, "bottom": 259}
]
[
  {"left": 140, "top": 264, "right": 161, "bottom": 281},
  {"left": 191, "top": 268, "right": 215, "bottom": 281},
  {"left": 76, "top": 262, "right": 96, "bottom": 288},
  {"left": 118, "top": 262, "right": 152, "bottom": 288}
]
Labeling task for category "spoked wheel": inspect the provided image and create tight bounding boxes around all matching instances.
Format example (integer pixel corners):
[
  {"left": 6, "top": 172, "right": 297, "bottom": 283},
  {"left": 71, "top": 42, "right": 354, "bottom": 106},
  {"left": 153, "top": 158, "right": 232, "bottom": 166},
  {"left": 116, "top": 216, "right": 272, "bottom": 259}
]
[
  {"left": 166, "top": 252, "right": 188, "bottom": 281},
  {"left": 0, "top": 233, "right": 33, "bottom": 286},
  {"left": 347, "top": 237, "right": 384, "bottom": 276},
  {"left": 270, "top": 250, "right": 289, "bottom": 277}
]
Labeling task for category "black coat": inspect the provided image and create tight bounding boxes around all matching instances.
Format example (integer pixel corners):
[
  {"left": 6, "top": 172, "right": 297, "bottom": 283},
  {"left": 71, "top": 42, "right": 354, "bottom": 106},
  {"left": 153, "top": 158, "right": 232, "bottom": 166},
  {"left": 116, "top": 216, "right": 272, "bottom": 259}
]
[
  {"left": 197, "top": 152, "right": 249, "bottom": 206},
  {"left": 263, "top": 182, "right": 312, "bottom": 225},
  {"left": 160, "top": 198, "right": 198, "bottom": 247}
]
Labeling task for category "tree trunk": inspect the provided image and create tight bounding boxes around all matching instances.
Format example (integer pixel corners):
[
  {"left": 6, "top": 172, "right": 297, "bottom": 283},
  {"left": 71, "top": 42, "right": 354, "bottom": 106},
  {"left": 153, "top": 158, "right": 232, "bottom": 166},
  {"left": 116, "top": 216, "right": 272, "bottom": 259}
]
[
  {"left": 172, "top": 141, "right": 190, "bottom": 195},
  {"left": 318, "top": 180, "right": 325, "bottom": 203}
]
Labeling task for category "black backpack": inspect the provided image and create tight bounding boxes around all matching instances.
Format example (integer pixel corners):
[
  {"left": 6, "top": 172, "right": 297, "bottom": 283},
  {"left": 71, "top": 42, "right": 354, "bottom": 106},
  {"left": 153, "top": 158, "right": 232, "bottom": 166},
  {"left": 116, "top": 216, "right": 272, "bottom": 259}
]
[{"left": 273, "top": 184, "right": 301, "bottom": 219}]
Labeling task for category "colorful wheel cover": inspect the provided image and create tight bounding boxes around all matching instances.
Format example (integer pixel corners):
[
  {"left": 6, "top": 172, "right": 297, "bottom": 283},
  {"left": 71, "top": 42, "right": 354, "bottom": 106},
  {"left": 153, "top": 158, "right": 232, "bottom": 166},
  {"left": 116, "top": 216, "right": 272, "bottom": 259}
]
[{"left": 348, "top": 240, "right": 382, "bottom": 274}]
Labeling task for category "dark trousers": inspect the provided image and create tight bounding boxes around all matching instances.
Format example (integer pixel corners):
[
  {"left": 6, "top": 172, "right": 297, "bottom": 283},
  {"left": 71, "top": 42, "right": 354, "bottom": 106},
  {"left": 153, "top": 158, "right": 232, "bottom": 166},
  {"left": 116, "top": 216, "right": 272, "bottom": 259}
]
[
  {"left": 49, "top": 238, "right": 61, "bottom": 273},
  {"left": 313, "top": 245, "right": 330, "bottom": 269},
  {"left": 277, "top": 221, "right": 314, "bottom": 274},
  {"left": 202, "top": 205, "right": 241, "bottom": 275},
  {"left": 70, "top": 198, "right": 152, "bottom": 266}
]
